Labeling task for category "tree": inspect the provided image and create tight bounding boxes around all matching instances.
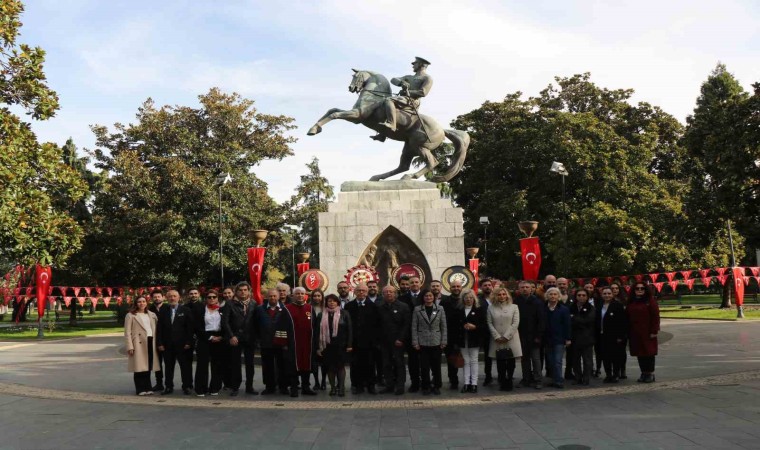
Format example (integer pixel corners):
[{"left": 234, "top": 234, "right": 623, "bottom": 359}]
[
  {"left": 449, "top": 73, "right": 739, "bottom": 279},
  {"left": 286, "top": 157, "right": 334, "bottom": 268},
  {"left": 76, "top": 89, "right": 296, "bottom": 288},
  {"left": 0, "top": 0, "right": 87, "bottom": 269}
]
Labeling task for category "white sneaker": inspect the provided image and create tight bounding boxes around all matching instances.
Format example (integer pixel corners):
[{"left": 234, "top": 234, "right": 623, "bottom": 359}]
[
  {"left": 210, "top": 392, "right": 219, "bottom": 396},
  {"left": 196, "top": 393, "right": 206, "bottom": 397},
  {"left": 138, "top": 391, "right": 149, "bottom": 396}
]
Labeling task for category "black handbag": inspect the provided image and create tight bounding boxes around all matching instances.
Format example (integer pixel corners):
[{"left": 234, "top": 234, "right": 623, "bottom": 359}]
[{"left": 495, "top": 347, "right": 514, "bottom": 361}]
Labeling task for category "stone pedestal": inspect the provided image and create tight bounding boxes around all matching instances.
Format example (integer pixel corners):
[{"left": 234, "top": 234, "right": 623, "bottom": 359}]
[{"left": 318, "top": 180, "right": 465, "bottom": 290}]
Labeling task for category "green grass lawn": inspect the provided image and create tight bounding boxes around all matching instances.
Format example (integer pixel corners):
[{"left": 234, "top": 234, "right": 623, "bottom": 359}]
[
  {"left": 659, "top": 294, "right": 760, "bottom": 306},
  {"left": 0, "top": 322, "right": 123, "bottom": 340},
  {"left": 660, "top": 306, "right": 760, "bottom": 321}
]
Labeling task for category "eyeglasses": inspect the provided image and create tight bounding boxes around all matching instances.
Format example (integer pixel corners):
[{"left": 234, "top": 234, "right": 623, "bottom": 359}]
[
  {"left": 634, "top": 287, "right": 646, "bottom": 291},
  {"left": 207, "top": 295, "right": 218, "bottom": 299}
]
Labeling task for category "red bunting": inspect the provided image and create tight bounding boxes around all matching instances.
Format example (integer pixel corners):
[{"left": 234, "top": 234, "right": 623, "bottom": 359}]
[
  {"left": 73, "top": 287, "right": 82, "bottom": 297},
  {"left": 680, "top": 270, "right": 692, "bottom": 280},
  {"left": 576, "top": 278, "right": 584, "bottom": 287},
  {"left": 590, "top": 277, "right": 599, "bottom": 286},
  {"left": 750, "top": 267, "right": 760, "bottom": 277},
  {"left": 63, "top": 297, "right": 72, "bottom": 307},
  {"left": 654, "top": 282, "right": 664, "bottom": 292},
  {"left": 717, "top": 275, "right": 729, "bottom": 286},
  {"left": 634, "top": 274, "right": 644, "bottom": 283},
  {"left": 106, "top": 287, "right": 113, "bottom": 297},
  {"left": 715, "top": 267, "right": 727, "bottom": 277},
  {"left": 648, "top": 273, "right": 659, "bottom": 283},
  {"left": 700, "top": 277, "right": 711, "bottom": 287},
  {"left": 665, "top": 272, "right": 677, "bottom": 282},
  {"left": 91, "top": 297, "right": 99, "bottom": 310},
  {"left": 84, "top": 287, "right": 92, "bottom": 296},
  {"left": 623, "top": 285, "right": 632, "bottom": 294},
  {"left": 96, "top": 287, "right": 103, "bottom": 297},
  {"left": 699, "top": 269, "right": 711, "bottom": 278},
  {"left": 103, "top": 297, "right": 111, "bottom": 308},
  {"left": 668, "top": 281, "right": 679, "bottom": 292},
  {"left": 619, "top": 276, "right": 629, "bottom": 285},
  {"left": 685, "top": 279, "right": 696, "bottom": 290},
  {"left": 77, "top": 297, "right": 86, "bottom": 307},
  {"left": 116, "top": 296, "right": 123, "bottom": 306}
]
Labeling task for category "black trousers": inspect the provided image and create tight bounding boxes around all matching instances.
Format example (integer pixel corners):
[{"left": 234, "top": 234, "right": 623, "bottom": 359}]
[
  {"left": 637, "top": 355, "right": 655, "bottom": 373},
  {"left": 290, "top": 370, "right": 311, "bottom": 391},
  {"left": 381, "top": 344, "right": 406, "bottom": 390},
  {"left": 572, "top": 344, "right": 594, "bottom": 382},
  {"left": 419, "top": 346, "right": 442, "bottom": 390},
  {"left": 195, "top": 337, "right": 223, "bottom": 395},
  {"left": 564, "top": 345, "right": 575, "bottom": 380},
  {"left": 445, "top": 346, "right": 459, "bottom": 385},
  {"left": 260, "top": 347, "right": 288, "bottom": 390},
  {"left": 600, "top": 336, "right": 626, "bottom": 377},
  {"left": 406, "top": 344, "right": 420, "bottom": 387},
  {"left": 228, "top": 343, "right": 255, "bottom": 390},
  {"left": 163, "top": 345, "right": 193, "bottom": 390},
  {"left": 133, "top": 337, "right": 154, "bottom": 394},
  {"left": 482, "top": 339, "right": 493, "bottom": 379},
  {"left": 153, "top": 346, "right": 164, "bottom": 387},
  {"left": 373, "top": 345, "right": 384, "bottom": 382},
  {"left": 350, "top": 347, "right": 375, "bottom": 388},
  {"left": 496, "top": 356, "right": 516, "bottom": 384},
  {"left": 594, "top": 338, "right": 603, "bottom": 371}
]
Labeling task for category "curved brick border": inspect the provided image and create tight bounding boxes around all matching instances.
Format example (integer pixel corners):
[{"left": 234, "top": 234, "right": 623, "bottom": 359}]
[{"left": 1, "top": 370, "right": 758, "bottom": 410}]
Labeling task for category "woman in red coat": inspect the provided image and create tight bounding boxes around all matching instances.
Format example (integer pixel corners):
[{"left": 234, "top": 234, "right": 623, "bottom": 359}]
[{"left": 626, "top": 282, "right": 660, "bottom": 383}]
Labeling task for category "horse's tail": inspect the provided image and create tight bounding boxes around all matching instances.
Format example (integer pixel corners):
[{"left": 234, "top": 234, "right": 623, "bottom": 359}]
[{"left": 432, "top": 129, "right": 470, "bottom": 182}]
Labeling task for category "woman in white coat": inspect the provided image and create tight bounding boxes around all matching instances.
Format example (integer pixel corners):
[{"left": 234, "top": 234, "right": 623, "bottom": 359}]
[
  {"left": 125, "top": 296, "right": 160, "bottom": 395},
  {"left": 487, "top": 287, "right": 522, "bottom": 391}
]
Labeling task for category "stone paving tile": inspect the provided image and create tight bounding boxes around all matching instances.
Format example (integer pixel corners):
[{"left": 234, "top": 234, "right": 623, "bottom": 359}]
[
  {"left": 379, "top": 436, "right": 413, "bottom": 450},
  {"left": 285, "top": 427, "right": 321, "bottom": 443}
]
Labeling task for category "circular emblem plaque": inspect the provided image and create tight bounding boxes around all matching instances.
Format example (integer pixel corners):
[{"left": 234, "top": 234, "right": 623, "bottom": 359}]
[
  {"left": 299, "top": 269, "right": 329, "bottom": 292},
  {"left": 391, "top": 263, "right": 425, "bottom": 288},
  {"left": 344, "top": 265, "right": 379, "bottom": 291},
  {"left": 441, "top": 266, "right": 475, "bottom": 292}
]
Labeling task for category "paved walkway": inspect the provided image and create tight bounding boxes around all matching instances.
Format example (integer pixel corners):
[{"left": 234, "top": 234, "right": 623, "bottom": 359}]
[{"left": 0, "top": 320, "right": 758, "bottom": 449}]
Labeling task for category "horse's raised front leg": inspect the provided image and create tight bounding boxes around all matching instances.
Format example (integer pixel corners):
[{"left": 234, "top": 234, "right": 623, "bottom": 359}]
[
  {"left": 307, "top": 108, "right": 342, "bottom": 135},
  {"left": 402, "top": 146, "right": 438, "bottom": 180},
  {"left": 369, "top": 143, "right": 414, "bottom": 181}
]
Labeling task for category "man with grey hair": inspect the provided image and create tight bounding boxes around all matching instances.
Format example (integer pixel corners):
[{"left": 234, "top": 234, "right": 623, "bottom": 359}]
[
  {"left": 345, "top": 283, "right": 381, "bottom": 394},
  {"left": 254, "top": 288, "right": 288, "bottom": 395},
  {"left": 276, "top": 282, "right": 292, "bottom": 304},
  {"left": 514, "top": 280, "right": 546, "bottom": 389},
  {"left": 378, "top": 285, "right": 409, "bottom": 395}
]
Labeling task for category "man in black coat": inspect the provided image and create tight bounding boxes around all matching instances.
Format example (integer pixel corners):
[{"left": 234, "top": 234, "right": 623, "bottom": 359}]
[
  {"left": 222, "top": 282, "right": 257, "bottom": 396},
  {"left": 252, "top": 288, "right": 289, "bottom": 395},
  {"left": 156, "top": 289, "right": 194, "bottom": 395},
  {"left": 477, "top": 278, "right": 494, "bottom": 385},
  {"left": 514, "top": 281, "right": 546, "bottom": 389},
  {"left": 438, "top": 279, "right": 462, "bottom": 389},
  {"left": 398, "top": 275, "right": 422, "bottom": 392},
  {"left": 344, "top": 283, "right": 381, "bottom": 394},
  {"left": 148, "top": 289, "right": 169, "bottom": 391},
  {"left": 377, "top": 285, "right": 410, "bottom": 395}
]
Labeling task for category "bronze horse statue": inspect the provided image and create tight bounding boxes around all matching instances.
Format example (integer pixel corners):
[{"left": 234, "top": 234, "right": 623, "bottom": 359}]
[{"left": 307, "top": 70, "right": 469, "bottom": 182}]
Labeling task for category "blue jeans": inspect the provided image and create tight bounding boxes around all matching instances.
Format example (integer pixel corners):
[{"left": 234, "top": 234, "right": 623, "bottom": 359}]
[{"left": 545, "top": 344, "right": 565, "bottom": 385}]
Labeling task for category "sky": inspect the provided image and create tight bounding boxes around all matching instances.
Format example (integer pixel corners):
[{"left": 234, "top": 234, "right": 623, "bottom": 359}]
[{"left": 19, "top": 0, "right": 760, "bottom": 202}]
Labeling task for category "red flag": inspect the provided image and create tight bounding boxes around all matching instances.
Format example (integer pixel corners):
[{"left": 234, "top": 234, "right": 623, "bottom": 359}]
[
  {"left": 103, "top": 297, "right": 111, "bottom": 308},
  {"left": 84, "top": 287, "right": 92, "bottom": 297},
  {"left": 106, "top": 287, "right": 112, "bottom": 297},
  {"left": 576, "top": 278, "right": 584, "bottom": 287},
  {"left": 469, "top": 258, "right": 480, "bottom": 295},
  {"left": 247, "top": 247, "right": 266, "bottom": 304},
  {"left": 606, "top": 277, "right": 613, "bottom": 285},
  {"left": 296, "top": 262, "right": 310, "bottom": 276},
  {"left": 732, "top": 267, "right": 745, "bottom": 307},
  {"left": 63, "top": 297, "right": 72, "bottom": 307},
  {"left": 653, "top": 282, "right": 664, "bottom": 292},
  {"left": 623, "top": 285, "right": 632, "bottom": 294},
  {"left": 680, "top": 270, "right": 692, "bottom": 280},
  {"left": 701, "top": 277, "right": 712, "bottom": 287},
  {"left": 668, "top": 281, "right": 679, "bottom": 292},
  {"left": 634, "top": 274, "right": 644, "bottom": 283},
  {"left": 96, "top": 287, "right": 103, "bottom": 297},
  {"left": 665, "top": 272, "right": 676, "bottom": 282},
  {"left": 717, "top": 275, "right": 728, "bottom": 286},
  {"left": 685, "top": 279, "right": 696, "bottom": 290},
  {"left": 715, "top": 267, "right": 727, "bottom": 277},
  {"left": 749, "top": 267, "right": 760, "bottom": 277},
  {"left": 619, "top": 276, "right": 629, "bottom": 285},
  {"left": 91, "top": 297, "right": 99, "bottom": 310},
  {"left": 743, "top": 276, "right": 751, "bottom": 286},
  {"left": 519, "top": 237, "right": 541, "bottom": 281},
  {"left": 648, "top": 273, "right": 659, "bottom": 283},
  {"left": 590, "top": 277, "right": 599, "bottom": 286},
  {"left": 77, "top": 297, "right": 86, "bottom": 307},
  {"left": 699, "top": 269, "right": 711, "bottom": 278},
  {"left": 35, "top": 264, "right": 52, "bottom": 320}
]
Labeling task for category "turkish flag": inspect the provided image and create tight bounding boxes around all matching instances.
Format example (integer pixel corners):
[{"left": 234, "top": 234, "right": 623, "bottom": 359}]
[
  {"left": 653, "top": 282, "right": 664, "bottom": 292},
  {"left": 469, "top": 258, "right": 480, "bottom": 295},
  {"left": 701, "top": 277, "right": 712, "bottom": 288},
  {"left": 665, "top": 272, "right": 676, "bottom": 282},
  {"left": 297, "top": 262, "right": 310, "bottom": 276},
  {"left": 715, "top": 267, "right": 727, "bottom": 277},
  {"left": 648, "top": 273, "right": 659, "bottom": 283},
  {"left": 668, "top": 281, "right": 679, "bottom": 293},
  {"left": 717, "top": 275, "right": 729, "bottom": 286},
  {"left": 247, "top": 247, "right": 266, "bottom": 305},
  {"left": 519, "top": 237, "right": 541, "bottom": 281},
  {"left": 35, "top": 265, "right": 52, "bottom": 320},
  {"left": 685, "top": 279, "right": 696, "bottom": 290},
  {"left": 733, "top": 267, "right": 745, "bottom": 306},
  {"left": 680, "top": 270, "right": 692, "bottom": 280}
]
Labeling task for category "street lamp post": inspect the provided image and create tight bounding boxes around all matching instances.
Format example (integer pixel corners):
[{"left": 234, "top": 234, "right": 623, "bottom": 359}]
[
  {"left": 550, "top": 162, "right": 569, "bottom": 273},
  {"left": 216, "top": 173, "right": 232, "bottom": 287},
  {"left": 479, "top": 216, "right": 489, "bottom": 273}
]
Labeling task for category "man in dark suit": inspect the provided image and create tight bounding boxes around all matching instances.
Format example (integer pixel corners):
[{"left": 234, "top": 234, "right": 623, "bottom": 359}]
[
  {"left": 477, "top": 278, "right": 494, "bottom": 385},
  {"left": 514, "top": 280, "right": 546, "bottom": 389},
  {"left": 223, "top": 281, "right": 257, "bottom": 396},
  {"left": 148, "top": 289, "right": 169, "bottom": 391},
  {"left": 438, "top": 279, "right": 461, "bottom": 389},
  {"left": 398, "top": 275, "right": 422, "bottom": 392},
  {"left": 378, "top": 285, "right": 410, "bottom": 395},
  {"left": 253, "top": 288, "right": 289, "bottom": 395},
  {"left": 156, "top": 289, "right": 194, "bottom": 395},
  {"left": 367, "top": 280, "right": 384, "bottom": 387},
  {"left": 345, "top": 283, "right": 381, "bottom": 394}
]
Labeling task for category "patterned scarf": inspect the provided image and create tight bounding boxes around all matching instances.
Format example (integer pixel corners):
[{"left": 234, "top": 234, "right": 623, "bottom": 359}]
[{"left": 319, "top": 305, "right": 341, "bottom": 352}]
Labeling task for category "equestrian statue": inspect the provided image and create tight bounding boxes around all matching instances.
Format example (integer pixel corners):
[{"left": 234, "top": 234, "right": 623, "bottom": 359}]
[{"left": 307, "top": 57, "right": 469, "bottom": 182}]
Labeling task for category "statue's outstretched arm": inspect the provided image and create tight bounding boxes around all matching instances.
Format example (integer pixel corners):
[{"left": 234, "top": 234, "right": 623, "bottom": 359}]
[{"left": 407, "top": 77, "right": 433, "bottom": 99}]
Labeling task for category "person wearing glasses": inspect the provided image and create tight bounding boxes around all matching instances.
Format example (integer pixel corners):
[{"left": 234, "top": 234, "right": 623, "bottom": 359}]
[
  {"left": 627, "top": 283, "right": 660, "bottom": 383},
  {"left": 193, "top": 290, "right": 225, "bottom": 397}
]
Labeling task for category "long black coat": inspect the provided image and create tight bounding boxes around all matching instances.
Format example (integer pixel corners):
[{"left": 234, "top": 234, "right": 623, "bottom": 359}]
[
  {"left": 344, "top": 299, "right": 381, "bottom": 349},
  {"left": 223, "top": 300, "right": 254, "bottom": 344},
  {"left": 513, "top": 294, "right": 546, "bottom": 345},
  {"left": 439, "top": 295, "right": 460, "bottom": 346},
  {"left": 453, "top": 306, "right": 486, "bottom": 348},
  {"left": 569, "top": 301, "right": 596, "bottom": 348},
  {"left": 595, "top": 300, "right": 628, "bottom": 342},
  {"left": 377, "top": 300, "right": 410, "bottom": 346},
  {"left": 252, "top": 303, "right": 285, "bottom": 349},
  {"left": 155, "top": 304, "right": 194, "bottom": 350}
]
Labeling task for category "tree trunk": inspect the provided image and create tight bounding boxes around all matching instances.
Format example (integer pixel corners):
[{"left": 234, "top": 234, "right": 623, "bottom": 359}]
[
  {"left": 69, "top": 302, "right": 78, "bottom": 326},
  {"left": 720, "top": 275, "right": 732, "bottom": 309}
]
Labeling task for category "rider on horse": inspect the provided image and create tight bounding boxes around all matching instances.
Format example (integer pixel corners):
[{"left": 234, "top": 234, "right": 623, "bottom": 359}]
[{"left": 372, "top": 57, "right": 433, "bottom": 142}]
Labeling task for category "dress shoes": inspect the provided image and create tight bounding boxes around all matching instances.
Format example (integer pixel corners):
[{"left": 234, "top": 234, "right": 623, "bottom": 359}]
[
  {"left": 290, "top": 388, "right": 299, "bottom": 397},
  {"left": 483, "top": 376, "right": 493, "bottom": 386},
  {"left": 230, "top": 389, "right": 239, "bottom": 397},
  {"left": 152, "top": 384, "right": 164, "bottom": 392},
  {"left": 394, "top": 387, "right": 404, "bottom": 395},
  {"left": 260, "top": 388, "right": 276, "bottom": 395},
  {"left": 302, "top": 387, "right": 318, "bottom": 396},
  {"left": 449, "top": 382, "right": 458, "bottom": 390},
  {"left": 460, "top": 384, "right": 470, "bottom": 393},
  {"left": 329, "top": 387, "right": 337, "bottom": 396},
  {"left": 408, "top": 384, "right": 419, "bottom": 393},
  {"left": 245, "top": 387, "right": 258, "bottom": 395},
  {"left": 380, "top": 387, "right": 395, "bottom": 394},
  {"left": 366, "top": 385, "right": 377, "bottom": 395},
  {"left": 183, "top": 388, "right": 192, "bottom": 395},
  {"left": 279, "top": 387, "right": 291, "bottom": 395},
  {"left": 161, "top": 388, "right": 173, "bottom": 395},
  {"left": 431, "top": 387, "right": 441, "bottom": 396}
]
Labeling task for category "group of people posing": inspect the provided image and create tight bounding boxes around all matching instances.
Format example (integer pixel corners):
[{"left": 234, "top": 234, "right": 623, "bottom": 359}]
[{"left": 124, "top": 274, "right": 661, "bottom": 398}]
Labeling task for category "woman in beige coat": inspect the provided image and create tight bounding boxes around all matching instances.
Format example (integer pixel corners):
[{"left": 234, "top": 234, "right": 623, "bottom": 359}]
[
  {"left": 487, "top": 287, "right": 522, "bottom": 391},
  {"left": 125, "top": 296, "right": 160, "bottom": 395}
]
